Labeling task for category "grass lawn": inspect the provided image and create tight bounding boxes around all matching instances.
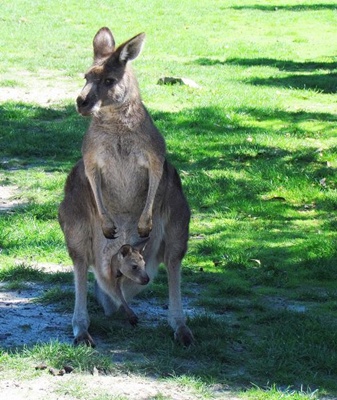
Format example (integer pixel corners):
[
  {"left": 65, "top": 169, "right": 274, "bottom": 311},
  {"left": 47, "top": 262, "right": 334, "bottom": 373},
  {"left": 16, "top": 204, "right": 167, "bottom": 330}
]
[{"left": 0, "top": 1, "right": 337, "bottom": 399}]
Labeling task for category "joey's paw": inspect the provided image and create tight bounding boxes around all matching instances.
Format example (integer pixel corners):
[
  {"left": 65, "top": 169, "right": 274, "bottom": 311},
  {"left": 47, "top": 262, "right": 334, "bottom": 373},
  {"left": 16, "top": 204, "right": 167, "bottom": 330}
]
[
  {"left": 174, "top": 325, "right": 195, "bottom": 347},
  {"left": 74, "top": 332, "right": 96, "bottom": 348},
  {"left": 128, "top": 314, "right": 139, "bottom": 327}
]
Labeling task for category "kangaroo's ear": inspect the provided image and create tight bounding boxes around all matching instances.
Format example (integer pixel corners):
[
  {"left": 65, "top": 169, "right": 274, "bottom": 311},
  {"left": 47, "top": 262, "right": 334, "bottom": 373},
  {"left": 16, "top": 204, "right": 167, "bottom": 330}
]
[
  {"left": 133, "top": 236, "right": 150, "bottom": 254},
  {"left": 119, "top": 244, "right": 132, "bottom": 258},
  {"left": 93, "top": 27, "right": 116, "bottom": 62},
  {"left": 116, "top": 33, "right": 146, "bottom": 64}
]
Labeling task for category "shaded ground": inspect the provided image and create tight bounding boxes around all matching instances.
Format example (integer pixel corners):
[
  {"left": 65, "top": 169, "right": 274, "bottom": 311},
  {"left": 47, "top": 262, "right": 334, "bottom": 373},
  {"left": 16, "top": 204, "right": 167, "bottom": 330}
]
[
  {"left": 0, "top": 279, "right": 200, "bottom": 349},
  {"left": 0, "top": 270, "right": 237, "bottom": 400},
  {"left": 0, "top": 282, "right": 73, "bottom": 347}
]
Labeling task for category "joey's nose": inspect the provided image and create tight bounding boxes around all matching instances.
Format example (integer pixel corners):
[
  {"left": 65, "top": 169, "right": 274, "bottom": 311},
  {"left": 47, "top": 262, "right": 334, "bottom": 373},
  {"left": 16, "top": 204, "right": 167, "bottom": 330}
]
[{"left": 141, "top": 275, "right": 150, "bottom": 285}]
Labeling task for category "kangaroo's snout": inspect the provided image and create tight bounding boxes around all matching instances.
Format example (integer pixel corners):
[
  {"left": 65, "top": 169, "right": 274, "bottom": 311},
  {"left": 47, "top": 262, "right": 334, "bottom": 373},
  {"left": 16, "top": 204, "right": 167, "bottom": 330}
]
[
  {"left": 76, "top": 95, "right": 94, "bottom": 116},
  {"left": 76, "top": 79, "right": 101, "bottom": 116},
  {"left": 76, "top": 96, "right": 89, "bottom": 109}
]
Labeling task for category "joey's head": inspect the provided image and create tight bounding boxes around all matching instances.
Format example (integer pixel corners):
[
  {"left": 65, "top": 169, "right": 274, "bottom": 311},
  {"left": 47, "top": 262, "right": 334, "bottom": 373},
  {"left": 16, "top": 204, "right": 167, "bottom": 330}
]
[
  {"left": 76, "top": 27, "right": 145, "bottom": 116},
  {"left": 114, "top": 238, "right": 150, "bottom": 285}
]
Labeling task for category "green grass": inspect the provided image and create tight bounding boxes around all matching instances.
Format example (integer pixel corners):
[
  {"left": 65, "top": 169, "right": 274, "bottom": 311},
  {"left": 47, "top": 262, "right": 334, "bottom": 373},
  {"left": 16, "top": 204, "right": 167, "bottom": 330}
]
[
  {"left": 1, "top": 0, "right": 337, "bottom": 399},
  {"left": 0, "top": 341, "right": 113, "bottom": 376}
]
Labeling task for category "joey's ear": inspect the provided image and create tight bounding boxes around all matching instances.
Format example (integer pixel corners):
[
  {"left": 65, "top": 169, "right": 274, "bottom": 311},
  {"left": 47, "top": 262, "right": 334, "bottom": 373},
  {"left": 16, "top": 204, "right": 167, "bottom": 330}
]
[
  {"left": 133, "top": 236, "right": 150, "bottom": 254},
  {"left": 119, "top": 244, "right": 132, "bottom": 258},
  {"left": 93, "top": 27, "right": 116, "bottom": 62},
  {"left": 115, "top": 32, "right": 146, "bottom": 64}
]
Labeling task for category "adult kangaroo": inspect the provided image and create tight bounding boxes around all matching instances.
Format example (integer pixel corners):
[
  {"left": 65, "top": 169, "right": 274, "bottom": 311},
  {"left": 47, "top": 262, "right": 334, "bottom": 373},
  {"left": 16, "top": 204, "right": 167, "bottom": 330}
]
[{"left": 58, "top": 27, "right": 194, "bottom": 347}]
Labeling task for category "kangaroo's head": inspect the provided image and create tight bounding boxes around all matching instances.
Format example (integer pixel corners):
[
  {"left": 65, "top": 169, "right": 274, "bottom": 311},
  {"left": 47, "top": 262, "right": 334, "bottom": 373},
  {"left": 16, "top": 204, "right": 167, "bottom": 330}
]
[
  {"left": 114, "top": 237, "right": 150, "bottom": 285},
  {"left": 76, "top": 27, "right": 145, "bottom": 116}
]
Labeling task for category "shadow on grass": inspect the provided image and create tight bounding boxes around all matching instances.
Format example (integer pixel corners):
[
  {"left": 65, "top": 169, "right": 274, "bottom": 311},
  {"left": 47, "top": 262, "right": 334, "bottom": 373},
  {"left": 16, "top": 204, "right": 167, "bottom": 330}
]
[
  {"left": 194, "top": 57, "right": 337, "bottom": 72},
  {"left": 0, "top": 102, "right": 87, "bottom": 166},
  {"left": 225, "top": 57, "right": 337, "bottom": 72},
  {"left": 248, "top": 73, "right": 337, "bottom": 94},
  {"left": 229, "top": 4, "right": 337, "bottom": 12},
  {"left": 193, "top": 58, "right": 337, "bottom": 93},
  {"left": 1, "top": 263, "right": 337, "bottom": 395},
  {"left": 152, "top": 106, "right": 337, "bottom": 214}
]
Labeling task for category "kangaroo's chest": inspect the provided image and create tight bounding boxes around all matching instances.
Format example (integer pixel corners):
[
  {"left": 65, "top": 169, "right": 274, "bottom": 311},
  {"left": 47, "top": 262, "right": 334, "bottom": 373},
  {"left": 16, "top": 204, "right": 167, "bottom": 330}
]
[
  {"left": 94, "top": 133, "right": 149, "bottom": 205},
  {"left": 97, "top": 133, "right": 147, "bottom": 172}
]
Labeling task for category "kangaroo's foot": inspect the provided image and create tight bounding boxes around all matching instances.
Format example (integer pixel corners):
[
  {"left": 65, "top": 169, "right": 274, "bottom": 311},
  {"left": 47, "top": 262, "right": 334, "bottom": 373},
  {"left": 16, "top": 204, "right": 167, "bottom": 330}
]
[
  {"left": 74, "top": 332, "right": 96, "bottom": 348},
  {"left": 174, "top": 325, "right": 194, "bottom": 347}
]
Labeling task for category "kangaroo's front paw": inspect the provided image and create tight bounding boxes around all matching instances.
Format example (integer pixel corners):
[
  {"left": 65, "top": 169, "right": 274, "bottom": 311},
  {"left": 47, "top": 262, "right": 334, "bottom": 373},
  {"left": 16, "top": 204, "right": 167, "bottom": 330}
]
[
  {"left": 138, "top": 215, "right": 152, "bottom": 238},
  {"left": 102, "top": 220, "right": 117, "bottom": 239}
]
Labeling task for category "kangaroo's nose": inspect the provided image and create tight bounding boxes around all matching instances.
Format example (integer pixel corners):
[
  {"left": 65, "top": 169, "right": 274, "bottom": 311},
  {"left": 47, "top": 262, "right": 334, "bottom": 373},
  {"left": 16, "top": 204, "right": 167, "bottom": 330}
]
[{"left": 76, "top": 96, "right": 89, "bottom": 109}]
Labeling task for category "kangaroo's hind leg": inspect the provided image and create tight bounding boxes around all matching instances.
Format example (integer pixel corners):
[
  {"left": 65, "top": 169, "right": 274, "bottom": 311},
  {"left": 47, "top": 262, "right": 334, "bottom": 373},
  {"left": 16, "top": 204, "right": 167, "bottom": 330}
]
[
  {"left": 164, "top": 251, "right": 194, "bottom": 346},
  {"left": 162, "top": 183, "right": 194, "bottom": 346},
  {"left": 72, "top": 258, "right": 95, "bottom": 347}
]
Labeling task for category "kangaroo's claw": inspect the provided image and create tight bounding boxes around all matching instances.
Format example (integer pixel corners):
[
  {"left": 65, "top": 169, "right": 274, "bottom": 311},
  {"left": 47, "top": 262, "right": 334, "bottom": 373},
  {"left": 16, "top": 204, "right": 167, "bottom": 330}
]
[{"left": 102, "top": 224, "right": 118, "bottom": 239}]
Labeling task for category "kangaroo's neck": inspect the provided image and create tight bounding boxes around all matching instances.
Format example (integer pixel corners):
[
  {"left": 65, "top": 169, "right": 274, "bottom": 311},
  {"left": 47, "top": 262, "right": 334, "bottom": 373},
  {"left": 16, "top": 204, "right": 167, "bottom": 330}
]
[{"left": 92, "top": 97, "right": 148, "bottom": 131}]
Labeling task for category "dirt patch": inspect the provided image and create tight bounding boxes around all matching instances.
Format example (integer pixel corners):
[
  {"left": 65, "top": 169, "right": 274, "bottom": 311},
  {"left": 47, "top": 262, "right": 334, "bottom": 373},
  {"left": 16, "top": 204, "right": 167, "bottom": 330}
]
[
  {"left": 0, "top": 373, "right": 240, "bottom": 400},
  {"left": 0, "top": 69, "right": 80, "bottom": 106},
  {"left": 0, "top": 278, "right": 240, "bottom": 400},
  {"left": 0, "top": 185, "right": 25, "bottom": 211},
  {"left": 0, "top": 278, "right": 200, "bottom": 349},
  {"left": 0, "top": 282, "right": 74, "bottom": 347}
]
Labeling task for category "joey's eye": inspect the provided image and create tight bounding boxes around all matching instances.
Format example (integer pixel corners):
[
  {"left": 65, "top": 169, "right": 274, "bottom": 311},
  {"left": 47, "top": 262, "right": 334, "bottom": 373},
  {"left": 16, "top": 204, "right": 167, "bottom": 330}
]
[
  {"left": 132, "top": 265, "right": 138, "bottom": 270},
  {"left": 104, "top": 78, "right": 115, "bottom": 87}
]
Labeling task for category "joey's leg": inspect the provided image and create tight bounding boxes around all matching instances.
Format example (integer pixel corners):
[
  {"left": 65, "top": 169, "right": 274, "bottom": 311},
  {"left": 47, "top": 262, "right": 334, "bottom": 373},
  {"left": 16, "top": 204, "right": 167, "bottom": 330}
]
[
  {"left": 94, "top": 280, "right": 118, "bottom": 317},
  {"left": 72, "top": 262, "right": 95, "bottom": 347},
  {"left": 114, "top": 281, "right": 138, "bottom": 326}
]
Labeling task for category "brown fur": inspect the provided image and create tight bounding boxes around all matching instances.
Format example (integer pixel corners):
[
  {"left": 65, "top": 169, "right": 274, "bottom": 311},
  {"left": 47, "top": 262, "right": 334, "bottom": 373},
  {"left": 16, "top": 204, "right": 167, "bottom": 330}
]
[{"left": 58, "top": 27, "right": 194, "bottom": 347}]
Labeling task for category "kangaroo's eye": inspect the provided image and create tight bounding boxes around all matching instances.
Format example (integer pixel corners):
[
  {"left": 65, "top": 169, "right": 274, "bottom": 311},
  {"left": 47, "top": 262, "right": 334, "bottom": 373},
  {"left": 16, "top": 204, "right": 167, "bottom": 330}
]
[
  {"left": 104, "top": 78, "right": 115, "bottom": 87},
  {"left": 132, "top": 265, "right": 138, "bottom": 270}
]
